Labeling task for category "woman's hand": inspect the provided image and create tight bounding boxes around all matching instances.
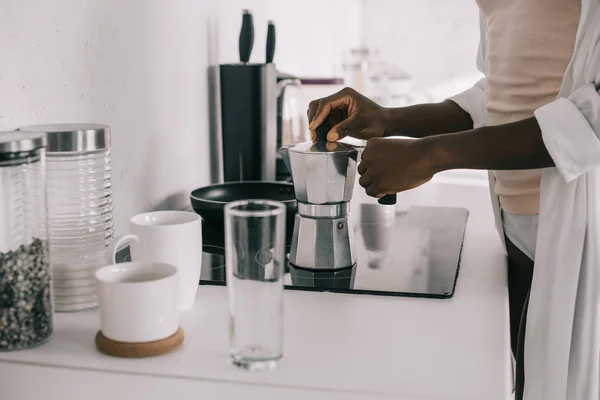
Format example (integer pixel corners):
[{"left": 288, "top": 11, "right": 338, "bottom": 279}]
[
  {"left": 357, "top": 137, "right": 438, "bottom": 197},
  {"left": 307, "top": 87, "right": 390, "bottom": 142},
  {"left": 356, "top": 116, "right": 556, "bottom": 199}
]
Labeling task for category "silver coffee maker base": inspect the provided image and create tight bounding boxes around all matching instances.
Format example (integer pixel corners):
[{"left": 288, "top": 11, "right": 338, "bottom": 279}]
[
  {"left": 288, "top": 202, "right": 356, "bottom": 270},
  {"left": 288, "top": 263, "right": 356, "bottom": 290}
]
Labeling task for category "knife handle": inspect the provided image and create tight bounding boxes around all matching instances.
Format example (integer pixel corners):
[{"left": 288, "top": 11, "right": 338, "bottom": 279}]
[
  {"left": 239, "top": 10, "right": 254, "bottom": 63},
  {"left": 266, "top": 21, "right": 276, "bottom": 63}
]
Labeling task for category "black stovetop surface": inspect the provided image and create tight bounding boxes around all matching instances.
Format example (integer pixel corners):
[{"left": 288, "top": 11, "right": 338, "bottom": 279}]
[{"left": 197, "top": 206, "right": 468, "bottom": 299}]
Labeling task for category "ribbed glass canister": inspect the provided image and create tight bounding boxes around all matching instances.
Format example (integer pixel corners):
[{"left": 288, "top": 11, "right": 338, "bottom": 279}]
[
  {"left": 19, "top": 124, "right": 113, "bottom": 312},
  {"left": 0, "top": 131, "right": 53, "bottom": 351}
]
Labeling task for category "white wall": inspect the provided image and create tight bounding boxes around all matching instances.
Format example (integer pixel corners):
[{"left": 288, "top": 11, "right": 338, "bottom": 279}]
[
  {"left": 0, "top": 0, "right": 486, "bottom": 238},
  {"left": 361, "top": 0, "right": 482, "bottom": 99},
  {"left": 208, "top": 1, "right": 362, "bottom": 77},
  {"left": 0, "top": 0, "right": 361, "bottom": 236},
  {"left": 359, "top": 0, "right": 489, "bottom": 183}
]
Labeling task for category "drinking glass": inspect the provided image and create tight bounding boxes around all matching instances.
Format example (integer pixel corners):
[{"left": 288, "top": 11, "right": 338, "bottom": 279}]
[{"left": 225, "top": 199, "right": 286, "bottom": 371}]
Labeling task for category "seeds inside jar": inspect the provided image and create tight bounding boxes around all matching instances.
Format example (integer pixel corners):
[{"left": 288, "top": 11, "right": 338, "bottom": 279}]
[{"left": 0, "top": 238, "right": 53, "bottom": 351}]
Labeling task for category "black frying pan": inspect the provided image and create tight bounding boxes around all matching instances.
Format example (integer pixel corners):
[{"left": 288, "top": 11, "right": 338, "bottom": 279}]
[{"left": 190, "top": 181, "right": 297, "bottom": 249}]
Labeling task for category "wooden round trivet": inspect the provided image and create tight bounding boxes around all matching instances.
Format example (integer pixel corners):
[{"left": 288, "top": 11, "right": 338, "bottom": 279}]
[{"left": 95, "top": 328, "right": 184, "bottom": 358}]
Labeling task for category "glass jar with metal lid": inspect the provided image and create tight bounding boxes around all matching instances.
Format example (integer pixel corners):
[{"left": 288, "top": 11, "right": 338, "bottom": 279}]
[
  {"left": 0, "top": 131, "right": 53, "bottom": 351},
  {"left": 19, "top": 123, "right": 113, "bottom": 312}
]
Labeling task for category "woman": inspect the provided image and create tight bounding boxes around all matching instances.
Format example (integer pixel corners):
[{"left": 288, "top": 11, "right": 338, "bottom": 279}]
[{"left": 307, "top": 1, "right": 600, "bottom": 399}]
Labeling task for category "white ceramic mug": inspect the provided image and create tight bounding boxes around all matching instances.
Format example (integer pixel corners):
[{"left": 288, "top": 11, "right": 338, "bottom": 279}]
[
  {"left": 95, "top": 262, "right": 179, "bottom": 343},
  {"left": 111, "top": 211, "right": 203, "bottom": 311}
]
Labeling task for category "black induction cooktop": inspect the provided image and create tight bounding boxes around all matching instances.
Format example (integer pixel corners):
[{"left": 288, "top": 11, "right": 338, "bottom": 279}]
[{"left": 194, "top": 206, "right": 468, "bottom": 299}]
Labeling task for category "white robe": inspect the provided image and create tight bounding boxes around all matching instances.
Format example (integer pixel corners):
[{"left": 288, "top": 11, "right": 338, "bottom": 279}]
[{"left": 449, "top": 1, "right": 600, "bottom": 398}]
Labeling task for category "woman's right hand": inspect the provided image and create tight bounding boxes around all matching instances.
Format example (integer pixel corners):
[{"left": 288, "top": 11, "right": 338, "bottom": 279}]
[{"left": 307, "top": 87, "right": 391, "bottom": 142}]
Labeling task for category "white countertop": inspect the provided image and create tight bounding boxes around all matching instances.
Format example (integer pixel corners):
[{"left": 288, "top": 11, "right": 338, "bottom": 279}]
[{"left": 0, "top": 205, "right": 511, "bottom": 400}]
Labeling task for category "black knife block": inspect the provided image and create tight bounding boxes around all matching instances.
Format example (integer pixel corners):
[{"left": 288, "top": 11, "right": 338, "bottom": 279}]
[{"left": 217, "top": 63, "right": 277, "bottom": 182}]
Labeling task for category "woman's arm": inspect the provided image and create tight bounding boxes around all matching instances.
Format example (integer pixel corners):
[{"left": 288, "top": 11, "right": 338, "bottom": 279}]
[
  {"left": 357, "top": 116, "right": 554, "bottom": 196},
  {"left": 384, "top": 100, "right": 475, "bottom": 138},
  {"left": 429, "top": 116, "right": 555, "bottom": 171},
  {"left": 306, "top": 89, "right": 476, "bottom": 142}
]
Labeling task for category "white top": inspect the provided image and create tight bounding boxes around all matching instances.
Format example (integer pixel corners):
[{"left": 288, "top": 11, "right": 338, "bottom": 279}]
[
  {"left": 450, "top": 1, "right": 600, "bottom": 398},
  {"left": 477, "top": 0, "right": 580, "bottom": 215},
  {"left": 0, "top": 212, "right": 511, "bottom": 400}
]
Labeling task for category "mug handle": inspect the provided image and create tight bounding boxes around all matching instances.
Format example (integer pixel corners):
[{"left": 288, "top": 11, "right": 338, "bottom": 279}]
[{"left": 108, "top": 234, "right": 141, "bottom": 264}]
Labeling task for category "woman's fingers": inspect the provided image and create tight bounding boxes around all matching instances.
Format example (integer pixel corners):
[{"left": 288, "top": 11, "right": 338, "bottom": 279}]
[
  {"left": 308, "top": 94, "right": 351, "bottom": 131},
  {"left": 358, "top": 171, "right": 372, "bottom": 188},
  {"left": 357, "top": 160, "right": 368, "bottom": 175}
]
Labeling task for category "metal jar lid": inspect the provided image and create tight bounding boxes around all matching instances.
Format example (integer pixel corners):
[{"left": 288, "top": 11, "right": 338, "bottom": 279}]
[
  {"left": 0, "top": 131, "right": 47, "bottom": 166},
  {"left": 19, "top": 123, "right": 110, "bottom": 154}
]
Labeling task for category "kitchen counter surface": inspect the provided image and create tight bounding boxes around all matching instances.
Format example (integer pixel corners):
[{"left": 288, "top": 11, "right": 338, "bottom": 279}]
[{"left": 0, "top": 203, "right": 511, "bottom": 400}]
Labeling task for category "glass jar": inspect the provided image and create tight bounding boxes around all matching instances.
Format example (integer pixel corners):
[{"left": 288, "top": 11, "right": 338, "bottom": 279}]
[
  {"left": 19, "top": 124, "right": 113, "bottom": 312},
  {"left": 0, "top": 131, "right": 53, "bottom": 351}
]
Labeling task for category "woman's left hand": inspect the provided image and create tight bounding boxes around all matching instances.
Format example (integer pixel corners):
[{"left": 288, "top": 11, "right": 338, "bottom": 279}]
[{"left": 357, "top": 137, "right": 438, "bottom": 198}]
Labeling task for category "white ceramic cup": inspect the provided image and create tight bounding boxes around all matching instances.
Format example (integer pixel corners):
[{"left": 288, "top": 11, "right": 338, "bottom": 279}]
[
  {"left": 95, "top": 262, "right": 179, "bottom": 343},
  {"left": 111, "top": 211, "right": 203, "bottom": 312}
]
